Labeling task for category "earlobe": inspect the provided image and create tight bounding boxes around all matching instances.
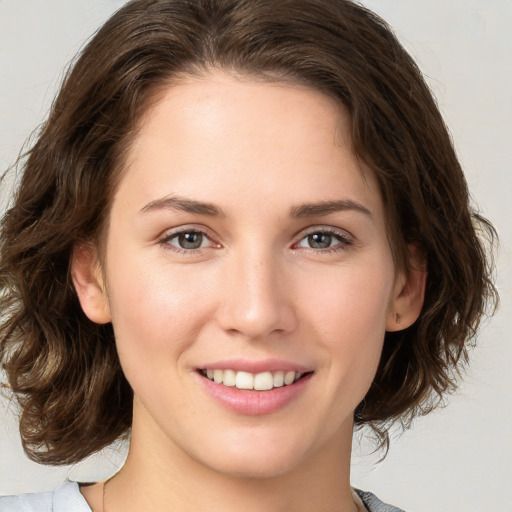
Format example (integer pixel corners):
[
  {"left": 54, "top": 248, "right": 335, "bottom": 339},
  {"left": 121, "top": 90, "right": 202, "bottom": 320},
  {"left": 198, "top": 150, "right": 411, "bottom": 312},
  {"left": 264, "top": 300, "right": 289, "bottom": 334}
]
[
  {"left": 71, "top": 244, "right": 111, "bottom": 324},
  {"left": 386, "top": 244, "right": 427, "bottom": 332}
]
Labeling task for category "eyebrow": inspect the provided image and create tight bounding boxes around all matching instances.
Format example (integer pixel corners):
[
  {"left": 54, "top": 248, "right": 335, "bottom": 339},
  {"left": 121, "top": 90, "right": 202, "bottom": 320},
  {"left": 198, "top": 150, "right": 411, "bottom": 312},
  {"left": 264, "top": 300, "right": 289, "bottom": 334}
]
[
  {"left": 140, "top": 196, "right": 226, "bottom": 217},
  {"left": 290, "top": 199, "right": 372, "bottom": 218},
  {"left": 140, "top": 195, "right": 371, "bottom": 219}
]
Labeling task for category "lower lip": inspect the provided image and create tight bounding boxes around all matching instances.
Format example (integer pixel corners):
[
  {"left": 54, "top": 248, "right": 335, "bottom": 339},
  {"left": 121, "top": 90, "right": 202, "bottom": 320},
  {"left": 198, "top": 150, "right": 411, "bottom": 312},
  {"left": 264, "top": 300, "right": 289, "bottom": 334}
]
[{"left": 197, "top": 372, "right": 313, "bottom": 415}]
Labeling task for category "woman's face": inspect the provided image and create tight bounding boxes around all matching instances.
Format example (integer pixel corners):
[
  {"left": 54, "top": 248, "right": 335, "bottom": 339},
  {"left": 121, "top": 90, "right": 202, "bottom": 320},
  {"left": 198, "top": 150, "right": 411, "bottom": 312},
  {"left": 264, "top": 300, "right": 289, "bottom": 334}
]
[{"left": 76, "top": 72, "right": 414, "bottom": 478}]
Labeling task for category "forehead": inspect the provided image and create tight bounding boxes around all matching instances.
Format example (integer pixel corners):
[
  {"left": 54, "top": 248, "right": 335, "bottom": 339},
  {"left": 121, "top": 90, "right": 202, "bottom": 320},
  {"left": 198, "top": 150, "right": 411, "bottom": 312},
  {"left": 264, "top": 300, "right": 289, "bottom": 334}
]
[
  {"left": 115, "top": 71, "right": 383, "bottom": 222},
  {"left": 130, "top": 72, "right": 351, "bottom": 161}
]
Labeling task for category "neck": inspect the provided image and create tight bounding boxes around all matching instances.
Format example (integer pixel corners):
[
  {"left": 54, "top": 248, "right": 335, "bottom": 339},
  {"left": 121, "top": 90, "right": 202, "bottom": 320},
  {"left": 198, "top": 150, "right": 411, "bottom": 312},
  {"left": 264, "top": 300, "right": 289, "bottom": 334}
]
[{"left": 104, "top": 403, "right": 358, "bottom": 512}]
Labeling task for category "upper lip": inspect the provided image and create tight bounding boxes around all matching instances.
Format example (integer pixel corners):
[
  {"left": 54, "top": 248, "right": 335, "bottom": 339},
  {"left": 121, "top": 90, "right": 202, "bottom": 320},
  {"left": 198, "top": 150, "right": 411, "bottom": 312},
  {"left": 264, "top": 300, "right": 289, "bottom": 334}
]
[{"left": 197, "top": 358, "right": 313, "bottom": 374}]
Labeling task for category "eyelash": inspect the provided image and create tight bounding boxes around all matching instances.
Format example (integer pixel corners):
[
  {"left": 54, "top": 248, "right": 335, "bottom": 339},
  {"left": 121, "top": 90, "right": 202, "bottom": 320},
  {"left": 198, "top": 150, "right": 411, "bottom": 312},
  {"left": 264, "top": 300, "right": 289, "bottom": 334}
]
[
  {"left": 159, "top": 226, "right": 353, "bottom": 255},
  {"left": 292, "top": 228, "right": 353, "bottom": 254},
  {"left": 159, "top": 227, "right": 220, "bottom": 255}
]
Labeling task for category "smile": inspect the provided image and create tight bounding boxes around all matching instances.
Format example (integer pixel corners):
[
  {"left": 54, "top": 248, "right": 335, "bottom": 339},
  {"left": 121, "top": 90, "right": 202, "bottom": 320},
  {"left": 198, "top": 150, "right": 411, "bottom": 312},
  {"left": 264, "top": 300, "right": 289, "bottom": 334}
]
[
  {"left": 200, "top": 369, "right": 304, "bottom": 391},
  {"left": 197, "top": 367, "right": 313, "bottom": 415}
]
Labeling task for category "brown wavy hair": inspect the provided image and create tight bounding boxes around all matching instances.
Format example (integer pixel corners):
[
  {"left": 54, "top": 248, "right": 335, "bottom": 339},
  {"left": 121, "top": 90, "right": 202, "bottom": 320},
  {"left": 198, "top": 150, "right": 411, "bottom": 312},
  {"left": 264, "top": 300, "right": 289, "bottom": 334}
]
[{"left": 0, "top": 0, "right": 498, "bottom": 465}]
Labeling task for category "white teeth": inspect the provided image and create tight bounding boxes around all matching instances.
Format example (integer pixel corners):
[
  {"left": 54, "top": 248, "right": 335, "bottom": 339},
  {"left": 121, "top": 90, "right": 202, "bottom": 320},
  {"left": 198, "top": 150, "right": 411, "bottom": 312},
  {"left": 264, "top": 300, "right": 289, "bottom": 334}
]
[
  {"left": 235, "top": 371, "right": 254, "bottom": 390},
  {"left": 273, "top": 371, "right": 284, "bottom": 387},
  {"left": 202, "top": 369, "right": 306, "bottom": 390},
  {"left": 223, "top": 369, "right": 236, "bottom": 387},
  {"left": 284, "top": 371, "right": 296, "bottom": 385},
  {"left": 254, "top": 371, "right": 273, "bottom": 391}
]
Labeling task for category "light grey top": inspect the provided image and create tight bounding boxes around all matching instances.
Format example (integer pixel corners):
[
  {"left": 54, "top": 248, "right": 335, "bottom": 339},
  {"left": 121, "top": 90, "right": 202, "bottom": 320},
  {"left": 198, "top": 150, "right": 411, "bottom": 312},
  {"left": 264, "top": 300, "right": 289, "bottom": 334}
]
[
  {"left": 0, "top": 481, "right": 407, "bottom": 511},
  {"left": 0, "top": 481, "right": 90, "bottom": 512},
  {"left": 357, "top": 489, "right": 407, "bottom": 512}
]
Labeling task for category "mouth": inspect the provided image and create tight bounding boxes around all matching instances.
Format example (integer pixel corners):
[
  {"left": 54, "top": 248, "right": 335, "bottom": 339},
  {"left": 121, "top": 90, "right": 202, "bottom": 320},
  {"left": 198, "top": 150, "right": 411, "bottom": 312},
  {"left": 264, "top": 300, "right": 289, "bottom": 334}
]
[
  {"left": 196, "top": 365, "right": 314, "bottom": 415},
  {"left": 198, "top": 369, "right": 311, "bottom": 391}
]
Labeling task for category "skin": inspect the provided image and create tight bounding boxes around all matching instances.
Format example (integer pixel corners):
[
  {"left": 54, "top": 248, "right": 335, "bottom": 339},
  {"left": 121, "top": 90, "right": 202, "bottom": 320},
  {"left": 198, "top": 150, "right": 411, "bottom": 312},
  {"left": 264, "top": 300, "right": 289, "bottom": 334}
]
[{"left": 74, "top": 71, "right": 425, "bottom": 512}]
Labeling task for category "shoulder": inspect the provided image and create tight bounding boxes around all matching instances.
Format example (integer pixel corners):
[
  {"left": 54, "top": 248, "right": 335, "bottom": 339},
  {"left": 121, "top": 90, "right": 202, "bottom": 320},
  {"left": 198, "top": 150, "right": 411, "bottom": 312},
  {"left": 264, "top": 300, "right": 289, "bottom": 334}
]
[
  {"left": 356, "top": 489, "right": 408, "bottom": 512},
  {"left": 0, "top": 481, "right": 92, "bottom": 512},
  {"left": 0, "top": 490, "right": 53, "bottom": 512}
]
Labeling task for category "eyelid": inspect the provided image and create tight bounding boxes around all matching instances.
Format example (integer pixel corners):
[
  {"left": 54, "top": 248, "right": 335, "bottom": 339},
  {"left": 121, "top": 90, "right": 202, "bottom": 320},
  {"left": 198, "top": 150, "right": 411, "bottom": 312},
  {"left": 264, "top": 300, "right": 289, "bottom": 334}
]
[
  {"left": 159, "top": 224, "right": 221, "bottom": 251},
  {"left": 157, "top": 224, "right": 354, "bottom": 254},
  {"left": 292, "top": 226, "right": 355, "bottom": 251}
]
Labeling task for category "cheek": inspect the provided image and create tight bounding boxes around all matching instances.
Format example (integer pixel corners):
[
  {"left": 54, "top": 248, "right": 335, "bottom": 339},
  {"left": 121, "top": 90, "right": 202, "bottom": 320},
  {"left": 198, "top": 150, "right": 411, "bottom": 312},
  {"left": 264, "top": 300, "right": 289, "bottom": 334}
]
[
  {"left": 307, "top": 264, "right": 393, "bottom": 337},
  {"left": 302, "top": 263, "right": 393, "bottom": 383},
  {"left": 105, "top": 259, "right": 217, "bottom": 369}
]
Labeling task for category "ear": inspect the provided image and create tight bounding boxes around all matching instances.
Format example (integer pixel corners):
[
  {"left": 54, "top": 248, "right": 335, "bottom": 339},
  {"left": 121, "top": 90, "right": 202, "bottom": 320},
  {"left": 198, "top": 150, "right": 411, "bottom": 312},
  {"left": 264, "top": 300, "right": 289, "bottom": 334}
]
[
  {"left": 386, "top": 243, "right": 427, "bottom": 332},
  {"left": 71, "top": 244, "right": 111, "bottom": 324}
]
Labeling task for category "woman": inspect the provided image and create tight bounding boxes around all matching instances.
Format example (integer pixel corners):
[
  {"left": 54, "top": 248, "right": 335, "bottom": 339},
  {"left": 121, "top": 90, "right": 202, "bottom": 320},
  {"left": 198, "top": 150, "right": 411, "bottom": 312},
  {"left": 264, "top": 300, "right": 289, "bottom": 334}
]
[{"left": 0, "top": 1, "right": 497, "bottom": 511}]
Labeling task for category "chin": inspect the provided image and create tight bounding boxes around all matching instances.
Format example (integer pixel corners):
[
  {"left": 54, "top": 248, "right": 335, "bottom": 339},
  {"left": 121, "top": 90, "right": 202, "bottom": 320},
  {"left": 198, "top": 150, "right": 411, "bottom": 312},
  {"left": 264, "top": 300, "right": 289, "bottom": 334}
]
[
  {"left": 187, "top": 428, "right": 319, "bottom": 480},
  {"left": 203, "top": 451, "right": 304, "bottom": 480}
]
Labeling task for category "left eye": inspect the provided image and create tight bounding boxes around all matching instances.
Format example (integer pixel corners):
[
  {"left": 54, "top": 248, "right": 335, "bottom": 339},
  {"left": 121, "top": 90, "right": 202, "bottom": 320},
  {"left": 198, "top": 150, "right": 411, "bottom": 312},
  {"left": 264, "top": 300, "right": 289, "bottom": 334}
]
[
  {"left": 296, "top": 231, "right": 349, "bottom": 250},
  {"left": 165, "top": 231, "right": 214, "bottom": 250}
]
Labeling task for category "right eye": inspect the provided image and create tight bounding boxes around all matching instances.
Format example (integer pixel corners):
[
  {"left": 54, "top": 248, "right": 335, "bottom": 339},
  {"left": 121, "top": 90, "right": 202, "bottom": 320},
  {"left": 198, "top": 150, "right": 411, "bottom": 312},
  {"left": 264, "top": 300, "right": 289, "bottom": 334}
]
[{"left": 160, "top": 229, "right": 219, "bottom": 253}]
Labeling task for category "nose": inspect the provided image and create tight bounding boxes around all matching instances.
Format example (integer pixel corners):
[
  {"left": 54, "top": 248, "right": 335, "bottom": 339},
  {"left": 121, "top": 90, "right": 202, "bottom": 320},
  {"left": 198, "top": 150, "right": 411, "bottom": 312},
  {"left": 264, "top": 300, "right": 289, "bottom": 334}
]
[{"left": 216, "top": 245, "right": 298, "bottom": 340}]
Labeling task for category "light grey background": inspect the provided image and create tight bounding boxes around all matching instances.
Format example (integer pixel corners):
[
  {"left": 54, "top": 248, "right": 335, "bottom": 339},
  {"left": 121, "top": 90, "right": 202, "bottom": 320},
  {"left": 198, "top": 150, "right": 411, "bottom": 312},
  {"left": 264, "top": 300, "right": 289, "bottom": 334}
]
[{"left": 1, "top": 1, "right": 511, "bottom": 511}]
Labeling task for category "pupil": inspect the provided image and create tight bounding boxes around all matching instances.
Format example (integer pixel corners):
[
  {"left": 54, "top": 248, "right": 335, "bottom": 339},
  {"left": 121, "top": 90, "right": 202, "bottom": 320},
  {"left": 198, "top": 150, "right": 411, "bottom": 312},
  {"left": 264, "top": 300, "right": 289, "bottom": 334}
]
[
  {"left": 308, "top": 233, "right": 331, "bottom": 249},
  {"left": 179, "top": 232, "right": 202, "bottom": 249}
]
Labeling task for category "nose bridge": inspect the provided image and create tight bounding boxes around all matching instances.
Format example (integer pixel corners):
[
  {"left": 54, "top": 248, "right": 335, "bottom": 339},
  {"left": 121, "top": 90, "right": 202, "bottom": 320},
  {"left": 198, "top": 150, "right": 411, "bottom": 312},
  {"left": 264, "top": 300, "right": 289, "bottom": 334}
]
[{"left": 218, "top": 241, "right": 295, "bottom": 339}]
